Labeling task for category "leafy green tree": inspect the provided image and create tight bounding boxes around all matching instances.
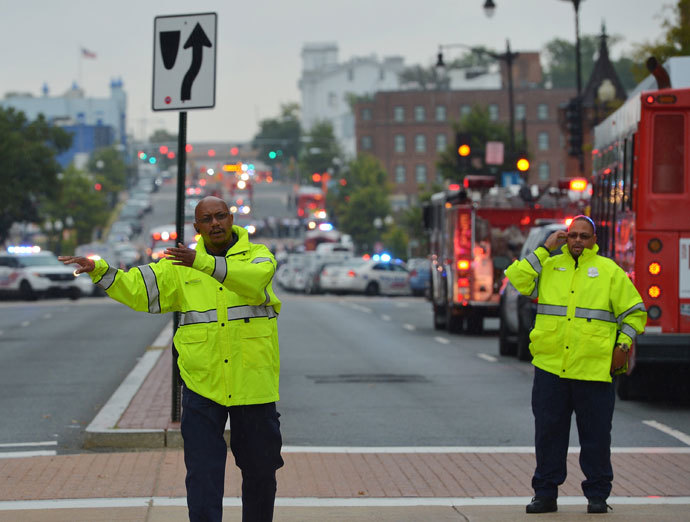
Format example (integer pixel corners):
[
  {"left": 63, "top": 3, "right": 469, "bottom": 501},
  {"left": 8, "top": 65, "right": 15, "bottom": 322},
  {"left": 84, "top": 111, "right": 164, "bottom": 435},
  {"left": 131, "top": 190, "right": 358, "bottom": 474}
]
[
  {"left": 631, "top": 0, "right": 690, "bottom": 81},
  {"left": 87, "top": 147, "right": 127, "bottom": 207},
  {"left": 299, "top": 120, "right": 342, "bottom": 182},
  {"left": 0, "top": 107, "right": 71, "bottom": 244},
  {"left": 329, "top": 154, "right": 391, "bottom": 254},
  {"left": 252, "top": 103, "right": 302, "bottom": 163},
  {"left": 436, "top": 105, "right": 512, "bottom": 182},
  {"left": 382, "top": 225, "right": 408, "bottom": 261},
  {"left": 543, "top": 34, "right": 636, "bottom": 91},
  {"left": 41, "top": 165, "right": 109, "bottom": 253}
]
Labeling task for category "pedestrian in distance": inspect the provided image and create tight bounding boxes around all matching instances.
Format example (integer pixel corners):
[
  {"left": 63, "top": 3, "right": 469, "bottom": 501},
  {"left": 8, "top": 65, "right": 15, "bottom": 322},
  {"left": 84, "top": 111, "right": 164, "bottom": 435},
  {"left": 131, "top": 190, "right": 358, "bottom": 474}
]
[
  {"left": 60, "top": 196, "right": 284, "bottom": 522},
  {"left": 504, "top": 215, "right": 646, "bottom": 515}
]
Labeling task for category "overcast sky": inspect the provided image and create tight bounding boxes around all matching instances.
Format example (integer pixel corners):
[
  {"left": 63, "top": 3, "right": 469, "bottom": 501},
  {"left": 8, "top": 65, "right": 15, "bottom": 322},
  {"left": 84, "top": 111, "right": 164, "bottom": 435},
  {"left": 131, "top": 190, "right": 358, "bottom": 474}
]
[{"left": 0, "top": 0, "right": 671, "bottom": 143}]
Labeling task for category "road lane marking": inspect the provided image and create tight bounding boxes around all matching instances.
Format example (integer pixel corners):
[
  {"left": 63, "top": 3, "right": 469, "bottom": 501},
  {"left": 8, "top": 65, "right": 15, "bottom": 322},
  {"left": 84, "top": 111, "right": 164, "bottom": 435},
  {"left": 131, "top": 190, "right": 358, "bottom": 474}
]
[
  {"left": 643, "top": 420, "right": 690, "bottom": 446},
  {"left": 42, "top": 313, "right": 52, "bottom": 319},
  {"left": 20, "top": 321, "right": 30, "bottom": 327},
  {"left": 0, "top": 441, "right": 56, "bottom": 448},
  {"left": 381, "top": 314, "right": 391, "bottom": 321},
  {"left": 347, "top": 303, "right": 372, "bottom": 314},
  {"left": 434, "top": 336, "right": 450, "bottom": 344},
  {"left": 477, "top": 353, "right": 497, "bottom": 362},
  {"left": 403, "top": 323, "right": 415, "bottom": 331}
]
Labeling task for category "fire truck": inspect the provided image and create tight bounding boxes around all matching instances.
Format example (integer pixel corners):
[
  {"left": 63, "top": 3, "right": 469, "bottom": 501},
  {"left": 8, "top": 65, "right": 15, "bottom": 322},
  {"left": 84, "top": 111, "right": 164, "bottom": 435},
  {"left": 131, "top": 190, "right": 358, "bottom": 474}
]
[{"left": 424, "top": 176, "right": 569, "bottom": 334}]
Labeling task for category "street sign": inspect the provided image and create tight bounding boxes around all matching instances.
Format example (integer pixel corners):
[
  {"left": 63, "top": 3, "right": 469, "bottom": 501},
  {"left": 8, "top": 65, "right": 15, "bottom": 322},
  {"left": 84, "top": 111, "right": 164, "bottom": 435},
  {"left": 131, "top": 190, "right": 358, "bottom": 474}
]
[
  {"left": 485, "top": 141, "right": 505, "bottom": 165},
  {"left": 152, "top": 12, "right": 217, "bottom": 111}
]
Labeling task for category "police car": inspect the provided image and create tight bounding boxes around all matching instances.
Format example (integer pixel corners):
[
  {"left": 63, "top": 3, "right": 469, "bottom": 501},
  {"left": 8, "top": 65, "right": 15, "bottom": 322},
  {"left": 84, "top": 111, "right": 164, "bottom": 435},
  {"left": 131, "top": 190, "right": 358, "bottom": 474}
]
[
  {"left": 319, "top": 256, "right": 411, "bottom": 296},
  {"left": 0, "top": 246, "right": 89, "bottom": 300}
]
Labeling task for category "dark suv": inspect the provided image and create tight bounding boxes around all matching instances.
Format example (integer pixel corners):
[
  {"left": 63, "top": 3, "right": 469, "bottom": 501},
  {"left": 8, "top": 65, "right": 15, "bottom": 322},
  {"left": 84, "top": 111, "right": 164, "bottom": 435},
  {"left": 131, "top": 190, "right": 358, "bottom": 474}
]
[{"left": 498, "top": 221, "right": 568, "bottom": 360}]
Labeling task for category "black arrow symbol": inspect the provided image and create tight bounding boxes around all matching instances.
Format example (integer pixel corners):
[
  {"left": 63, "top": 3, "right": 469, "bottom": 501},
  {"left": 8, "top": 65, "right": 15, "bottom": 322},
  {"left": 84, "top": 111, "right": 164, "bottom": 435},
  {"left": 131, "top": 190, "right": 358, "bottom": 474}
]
[{"left": 181, "top": 22, "right": 212, "bottom": 102}]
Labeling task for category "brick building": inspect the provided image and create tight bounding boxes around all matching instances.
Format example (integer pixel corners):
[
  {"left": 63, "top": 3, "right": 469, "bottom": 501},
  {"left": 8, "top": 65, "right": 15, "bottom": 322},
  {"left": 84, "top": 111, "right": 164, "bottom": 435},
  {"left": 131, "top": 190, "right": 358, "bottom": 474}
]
[{"left": 354, "top": 82, "right": 576, "bottom": 208}]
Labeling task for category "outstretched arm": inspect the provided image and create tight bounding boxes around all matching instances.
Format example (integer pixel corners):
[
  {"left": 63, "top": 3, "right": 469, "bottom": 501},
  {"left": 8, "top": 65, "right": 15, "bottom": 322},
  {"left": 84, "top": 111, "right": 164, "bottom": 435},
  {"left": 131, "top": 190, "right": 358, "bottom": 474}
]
[{"left": 58, "top": 256, "right": 95, "bottom": 274}]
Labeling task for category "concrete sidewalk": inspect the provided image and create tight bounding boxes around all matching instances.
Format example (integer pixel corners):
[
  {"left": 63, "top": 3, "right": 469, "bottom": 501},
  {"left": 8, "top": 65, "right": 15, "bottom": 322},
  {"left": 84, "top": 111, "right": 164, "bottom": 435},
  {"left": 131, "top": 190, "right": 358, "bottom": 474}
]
[{"left": 2, "top": 327, "right": 688, "bottom": 520}]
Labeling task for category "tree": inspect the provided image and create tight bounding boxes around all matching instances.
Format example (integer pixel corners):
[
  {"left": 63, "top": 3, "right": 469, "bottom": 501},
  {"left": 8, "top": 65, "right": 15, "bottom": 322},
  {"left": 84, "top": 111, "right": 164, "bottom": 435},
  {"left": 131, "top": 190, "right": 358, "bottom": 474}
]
[
  {"left": 299, "top": 120, "right": 342, "bottom": 183},
  {"left": 436, "top": 105, "right": 512, "bottom": 182},
  {"left": 543, "top": 34, "right": 637, "bottom": 91},
  {"left": 0, "top": 107, "right": 71, "bottom": 244},
  {"left": 328, "top": 154, "right": 391, "bottom": 254},
  {"left": 631, "top": 0, "right": 690, "bottom": 82},
  {"left": 87, "top": 147, "right": 127, "bottom": 208},
  {"left": 252, "top": 103, "right": 302, "bottom": 162},
  {"left": 41, "top": 164, "right": 109, "bottom": 253}
]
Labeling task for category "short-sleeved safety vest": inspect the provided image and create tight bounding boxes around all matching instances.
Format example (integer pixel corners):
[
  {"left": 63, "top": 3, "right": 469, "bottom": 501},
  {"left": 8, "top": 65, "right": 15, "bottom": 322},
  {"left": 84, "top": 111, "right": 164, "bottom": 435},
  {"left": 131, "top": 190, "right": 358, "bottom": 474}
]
[
  {"left": 88, "top": 225, "right": 281, "bottom": 406},
  {"left": 505, "top": 243, "right": 646, "bottom": 382}
]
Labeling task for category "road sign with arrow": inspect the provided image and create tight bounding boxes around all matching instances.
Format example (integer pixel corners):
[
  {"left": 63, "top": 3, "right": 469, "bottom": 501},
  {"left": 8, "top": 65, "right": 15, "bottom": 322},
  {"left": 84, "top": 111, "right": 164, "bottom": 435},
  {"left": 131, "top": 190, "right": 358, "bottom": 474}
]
[{"left": 152, "top": 12, "right": 217, "bottom": 111}]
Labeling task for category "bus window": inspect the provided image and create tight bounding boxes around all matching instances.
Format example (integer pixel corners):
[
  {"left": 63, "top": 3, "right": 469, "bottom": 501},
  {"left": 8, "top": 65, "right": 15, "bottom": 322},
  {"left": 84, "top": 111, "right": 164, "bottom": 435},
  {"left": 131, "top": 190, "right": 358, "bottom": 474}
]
[
  {"left": 623, "top": 136, "right": 634, "bottom": 210},
  {"left": 652, "top": 114, "right": 685, "bottom": 193}
]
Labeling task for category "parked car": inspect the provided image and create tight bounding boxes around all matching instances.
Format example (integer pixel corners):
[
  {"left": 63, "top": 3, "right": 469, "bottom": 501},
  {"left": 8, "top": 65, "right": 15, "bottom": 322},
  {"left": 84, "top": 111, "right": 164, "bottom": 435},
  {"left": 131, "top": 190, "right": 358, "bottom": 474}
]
[
  {"left": 0, "top": 247, "right": 85, "bottom": 300},
  {"left": 319, "top": 258, "right": 411, "bottom": 296},
  {"left": 407, "top": 257, "right": 431, "bottom": 297},
  {"left": 498, "top": 221, "right": 568, "bottom": 360}
]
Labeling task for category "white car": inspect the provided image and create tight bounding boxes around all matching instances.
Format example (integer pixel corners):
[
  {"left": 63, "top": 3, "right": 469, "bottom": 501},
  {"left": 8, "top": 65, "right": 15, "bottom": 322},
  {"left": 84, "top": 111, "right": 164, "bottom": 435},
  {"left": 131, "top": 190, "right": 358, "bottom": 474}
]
[
  {"left": 319, "top": 258, "right": 411, "bottom": 296},
  {"left": 0, "top": 247, "right": 86, "bottom": 300}
]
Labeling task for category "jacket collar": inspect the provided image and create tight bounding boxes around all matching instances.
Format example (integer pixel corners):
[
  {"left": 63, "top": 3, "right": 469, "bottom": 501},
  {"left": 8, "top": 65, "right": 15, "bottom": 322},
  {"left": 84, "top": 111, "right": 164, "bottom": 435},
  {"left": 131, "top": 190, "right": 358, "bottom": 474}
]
[
  {"left": 195, "top": 225, "right": 250, "bottom": 257},
  {"left": 563, "top": 243, "right": 599, "bottom": 263}
]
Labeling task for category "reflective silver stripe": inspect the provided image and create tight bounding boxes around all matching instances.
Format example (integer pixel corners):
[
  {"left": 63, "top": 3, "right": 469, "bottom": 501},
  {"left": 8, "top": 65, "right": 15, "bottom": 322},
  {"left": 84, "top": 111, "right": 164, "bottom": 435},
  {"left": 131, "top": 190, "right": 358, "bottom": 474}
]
[
  {"left": 96, "top": 265, "right": 117, "bottom": 290},
  {"left": 574, "top": 307, "right": 616, "bottom": 322},
  {"left": 227, "top": 305, "right": 277, "bottom": 321},
  {"left": 251, "top": 257, "right": 271, "bottom": 264},
  {"left": 620, "top": 323, "right": 637, "bottom": 341},
  {"left": 212, "top": 256, "right": 227, "bottom": 283},
  {"left": 617, "top": 302, "right": 646, "bottom": 325},
  {"left": 180, "top": 305, "right": 277, "bottom": 326},
  {"left": 180, "top": 310, "right": 217, "bottom": 326},
  {"left": 526, "top": 252, "right": 542, "bottom": 274},
  {"left": 137, "top": 265, "right": 161, "bottom": 314},
  {"left": 536, "top": 304, "right": 567, "bottom": 316},
  {"left": 529, "top": 277, "right": 539, "bottom": 298}
]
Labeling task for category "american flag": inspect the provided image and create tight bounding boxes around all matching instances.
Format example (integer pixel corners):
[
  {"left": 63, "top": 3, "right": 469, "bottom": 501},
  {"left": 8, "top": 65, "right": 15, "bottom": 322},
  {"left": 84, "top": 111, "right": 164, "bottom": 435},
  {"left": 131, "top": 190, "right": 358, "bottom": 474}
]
[{"left": 81, "top": 48, "right": 97, "bottom": 59}]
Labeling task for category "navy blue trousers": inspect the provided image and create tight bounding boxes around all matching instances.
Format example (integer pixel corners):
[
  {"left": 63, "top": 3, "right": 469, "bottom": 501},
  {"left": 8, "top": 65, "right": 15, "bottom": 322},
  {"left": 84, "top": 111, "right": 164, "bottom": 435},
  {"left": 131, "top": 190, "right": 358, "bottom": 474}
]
[
  {"left": 531, "top": 367, "right": 615, "bottom": 500},
  {"left": 181, "top": 386, "right": 284, "bottom": 522}
]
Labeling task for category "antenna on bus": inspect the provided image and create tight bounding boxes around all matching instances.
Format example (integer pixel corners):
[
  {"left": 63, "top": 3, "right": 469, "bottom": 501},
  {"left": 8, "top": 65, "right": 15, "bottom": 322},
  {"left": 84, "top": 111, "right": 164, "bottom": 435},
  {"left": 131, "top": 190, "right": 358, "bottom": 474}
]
[{"left": 646, "top": 56, "right": 671, "bottom": 89}]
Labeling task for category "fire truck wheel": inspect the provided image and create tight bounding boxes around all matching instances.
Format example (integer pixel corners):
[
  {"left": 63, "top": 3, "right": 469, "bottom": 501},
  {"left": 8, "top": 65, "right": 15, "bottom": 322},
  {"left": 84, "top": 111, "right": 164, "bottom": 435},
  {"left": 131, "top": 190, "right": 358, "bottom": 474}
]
[
  {"left": 446, "top": 309, "right": 464, "bottom": 333},
  {"left": 433, "top": 307, "right": 446, "bottom": 330}
]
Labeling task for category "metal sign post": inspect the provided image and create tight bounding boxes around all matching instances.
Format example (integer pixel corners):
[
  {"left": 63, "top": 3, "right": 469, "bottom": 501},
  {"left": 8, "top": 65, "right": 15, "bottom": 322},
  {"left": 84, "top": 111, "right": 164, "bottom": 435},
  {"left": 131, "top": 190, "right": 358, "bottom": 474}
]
[{"left": 152, "top": 12, "right": 217, "bottom": 422}]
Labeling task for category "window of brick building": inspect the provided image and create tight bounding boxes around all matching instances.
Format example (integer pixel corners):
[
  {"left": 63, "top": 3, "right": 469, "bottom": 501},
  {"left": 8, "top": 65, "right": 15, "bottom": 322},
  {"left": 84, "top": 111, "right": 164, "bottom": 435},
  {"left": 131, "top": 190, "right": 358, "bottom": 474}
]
[
  {"left": 415, "top": 134, "right": 426, "bottom": 152},
  {"left": 488, "top": 104, "right": 499, "bottom": 121},
  {"left": 436, "top": 133, "right": 447, "bottom": 151},
  {"left": 538, "top": 162, "right": 550, "bottom": 181},
  {"left": 394, "top": 134, "right": 406, "bottom": 153},
  {"left": 537, "top": 103, "right": 549, "bottom": 120},
  {"left": 394, "top": 106, "right": 405, "bottom": 122},
  {"left": 538, "top": 132, "right": 550, "bottom": 151},
  {"left": 515, "top": 104, "right": 526, "bottom": 120},
  {"left": 460, "top": 104, "right": 471, "bottom": 117},
  {"left": 435, "top": 105, "right": 447, "bottom": 121},
  {"left": 395, "top": 165, "right": 406, "bottom": 184},
  {"left": 361, "top": 136, "right": 372, "bottom": 150},
  {"left": 415, "top": 164, "right": 427, "bottom": 183},
  {"left": 414, "top": 106, "right": 426, "bottom": 121},
  {"left": 361, "top": 108, "right": 372, "bottom": 121}
]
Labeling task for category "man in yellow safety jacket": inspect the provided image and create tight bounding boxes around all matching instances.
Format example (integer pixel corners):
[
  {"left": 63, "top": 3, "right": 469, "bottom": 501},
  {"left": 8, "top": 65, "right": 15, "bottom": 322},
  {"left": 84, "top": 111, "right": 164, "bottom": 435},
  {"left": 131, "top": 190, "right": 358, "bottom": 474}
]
[
  {"left": 505, "top": 215, "right": 646, "bottom": 515},
  {"left": 60, "top": 196, "right": 283, "bottom": 522}
]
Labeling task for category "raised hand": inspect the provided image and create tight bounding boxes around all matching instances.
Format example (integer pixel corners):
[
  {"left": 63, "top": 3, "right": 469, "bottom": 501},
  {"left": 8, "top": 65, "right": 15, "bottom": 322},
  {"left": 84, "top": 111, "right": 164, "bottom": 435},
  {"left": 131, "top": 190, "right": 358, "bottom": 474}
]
[
  {"left": 58, "top": 256, "right": 96, "bottom": 274},
  {"left": 165, "top": 243, "right": 197, "bottom": 267}
]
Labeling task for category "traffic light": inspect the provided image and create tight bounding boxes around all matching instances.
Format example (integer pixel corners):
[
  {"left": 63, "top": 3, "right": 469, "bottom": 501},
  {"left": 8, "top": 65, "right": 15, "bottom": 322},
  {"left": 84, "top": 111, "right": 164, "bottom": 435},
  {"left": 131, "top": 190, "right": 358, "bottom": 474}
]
[
  {"left": 565, "top": 97, "right": 582, "bottom": 157},
  {"left": 516, "top": 153, "right": 530, "bottom": 173},
  {"left": 268, "top": 151, "right": 277, "bottom": 159},
  {"left": 455, "top": 132, "right": 472, "bottom": 173}
]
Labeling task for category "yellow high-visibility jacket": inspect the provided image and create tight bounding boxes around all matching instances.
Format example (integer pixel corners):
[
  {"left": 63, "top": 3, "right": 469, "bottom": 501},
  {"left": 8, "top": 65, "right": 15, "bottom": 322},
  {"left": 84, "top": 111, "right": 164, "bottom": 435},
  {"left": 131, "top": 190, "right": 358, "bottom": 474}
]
[
  {"left": 505, "top": 243, "right": 646, "bottom": 382},
  {"left": 88, "top": 226, "right": 281, "bottom": 406}
]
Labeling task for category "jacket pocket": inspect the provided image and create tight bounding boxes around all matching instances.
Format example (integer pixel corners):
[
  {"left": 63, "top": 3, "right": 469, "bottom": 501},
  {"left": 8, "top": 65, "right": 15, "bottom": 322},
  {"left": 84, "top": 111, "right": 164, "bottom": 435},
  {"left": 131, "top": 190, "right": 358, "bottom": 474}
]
[
  {"left": 175, "top": 325, "right": 211, "bottom": 372},
  {"left": 579, "top": 320, "right": 614, "bottom": 360},
  {"left": 529, "top": 316, "right": 559, "bottom": 355},
  {"left": 240, "top": 322, "right": 275, "bottom": 369}
]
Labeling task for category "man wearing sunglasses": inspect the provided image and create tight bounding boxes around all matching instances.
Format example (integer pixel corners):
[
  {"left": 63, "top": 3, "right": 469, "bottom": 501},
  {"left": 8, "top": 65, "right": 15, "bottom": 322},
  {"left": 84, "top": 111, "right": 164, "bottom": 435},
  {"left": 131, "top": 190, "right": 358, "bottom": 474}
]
[
  {"left": 505, "top": 215, "right": 646, "bottom": 515},
  {"left": 60, "top": 196, "right": 283, "bottom": 522}
]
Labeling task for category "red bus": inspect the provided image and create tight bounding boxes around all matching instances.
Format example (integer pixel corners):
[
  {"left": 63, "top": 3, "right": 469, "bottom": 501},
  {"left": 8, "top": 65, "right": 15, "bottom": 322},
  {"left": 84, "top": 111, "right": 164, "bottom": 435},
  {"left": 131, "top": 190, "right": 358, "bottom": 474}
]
[{"left": 591, "top": 87, "right": 690, "bottom": 398}]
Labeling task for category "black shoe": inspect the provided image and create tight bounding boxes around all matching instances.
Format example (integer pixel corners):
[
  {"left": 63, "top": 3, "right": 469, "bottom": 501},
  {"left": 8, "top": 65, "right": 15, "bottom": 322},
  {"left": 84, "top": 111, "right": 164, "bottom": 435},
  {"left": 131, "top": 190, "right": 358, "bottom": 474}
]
[
  {"left": 526, "top": 496, "right": 558, "bottom": 514},
  {"left": 587, "top": 497, "right": 611, "bottom": 513}
]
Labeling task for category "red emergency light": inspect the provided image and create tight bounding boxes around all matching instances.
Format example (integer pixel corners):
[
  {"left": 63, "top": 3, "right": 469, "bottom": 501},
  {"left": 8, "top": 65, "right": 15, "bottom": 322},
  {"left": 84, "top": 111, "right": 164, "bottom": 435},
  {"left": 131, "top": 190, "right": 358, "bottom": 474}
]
[{"left": 463, "top": 175, "right": 495, "bottom": 189}]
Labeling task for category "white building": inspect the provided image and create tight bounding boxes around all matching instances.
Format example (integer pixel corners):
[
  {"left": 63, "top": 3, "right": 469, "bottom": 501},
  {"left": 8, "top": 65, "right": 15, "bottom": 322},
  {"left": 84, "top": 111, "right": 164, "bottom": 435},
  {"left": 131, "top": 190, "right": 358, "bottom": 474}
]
[
  {"left": 1, "top": 79, "right": 127, "bottom": 147},
  {"left": 298, "top": 43, "right": 405, "bottom": 158}
]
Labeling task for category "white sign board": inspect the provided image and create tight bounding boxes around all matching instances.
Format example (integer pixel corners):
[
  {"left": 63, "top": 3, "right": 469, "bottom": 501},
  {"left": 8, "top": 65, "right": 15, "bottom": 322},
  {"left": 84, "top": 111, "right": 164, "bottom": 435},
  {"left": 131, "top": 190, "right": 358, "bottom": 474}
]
[
  {"left": 153, "top": 12, "right": 217, "bottom": 111},
  {"left": 680, "top": 238, "right": 690, "bottom": 298}
]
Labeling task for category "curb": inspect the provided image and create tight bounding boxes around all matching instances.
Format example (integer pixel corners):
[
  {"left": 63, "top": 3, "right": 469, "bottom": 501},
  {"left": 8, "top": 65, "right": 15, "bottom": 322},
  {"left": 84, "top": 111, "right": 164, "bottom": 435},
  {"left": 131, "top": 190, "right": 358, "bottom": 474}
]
[{"left": 84, "top": 321, "right": 181, "bottom": 449}]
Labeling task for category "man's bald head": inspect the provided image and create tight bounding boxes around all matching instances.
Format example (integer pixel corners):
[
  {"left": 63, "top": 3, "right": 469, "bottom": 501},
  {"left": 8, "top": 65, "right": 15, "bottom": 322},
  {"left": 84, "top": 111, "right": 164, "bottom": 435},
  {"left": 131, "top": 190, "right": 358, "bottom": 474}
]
[
  {"left": 194, "top": 196, "right": 229, "bottom": 222},
  {"left": 193, "top": 196, "right": 234, "bottom": 254}
]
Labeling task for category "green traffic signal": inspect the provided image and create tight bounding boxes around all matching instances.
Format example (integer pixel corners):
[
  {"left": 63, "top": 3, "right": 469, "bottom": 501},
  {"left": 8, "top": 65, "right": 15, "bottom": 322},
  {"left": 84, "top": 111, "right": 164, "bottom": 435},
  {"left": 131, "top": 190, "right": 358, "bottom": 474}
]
[{"left": 268, "top": 151, "right": 277, "bottom": 159}]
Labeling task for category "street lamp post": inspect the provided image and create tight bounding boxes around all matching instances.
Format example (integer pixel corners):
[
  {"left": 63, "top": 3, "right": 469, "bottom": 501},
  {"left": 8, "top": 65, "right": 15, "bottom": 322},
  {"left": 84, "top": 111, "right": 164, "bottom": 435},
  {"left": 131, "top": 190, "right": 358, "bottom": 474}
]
[
  {"left": 436, "top": 40, "right": 519, "bottom": 159},
  {"left": 560, "top": 0, "right": 585, "bottom": 173}
]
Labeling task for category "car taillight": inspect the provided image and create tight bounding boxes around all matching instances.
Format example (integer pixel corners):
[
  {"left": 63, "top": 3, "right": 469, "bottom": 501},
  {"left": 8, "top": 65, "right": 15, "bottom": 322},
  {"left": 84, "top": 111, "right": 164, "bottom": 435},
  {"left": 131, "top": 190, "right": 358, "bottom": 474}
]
[
  {"left": 153, "top": 233, "right": 161, "bottom": 240},
  {"left": 457, "top": 277, "right": 469, "bottom": 287},
  {"left": 170, "top": 232, "right": 178, "bottom": 240},
  {"left": 347, "top": 270, "right": 356, "bottom": 277}
]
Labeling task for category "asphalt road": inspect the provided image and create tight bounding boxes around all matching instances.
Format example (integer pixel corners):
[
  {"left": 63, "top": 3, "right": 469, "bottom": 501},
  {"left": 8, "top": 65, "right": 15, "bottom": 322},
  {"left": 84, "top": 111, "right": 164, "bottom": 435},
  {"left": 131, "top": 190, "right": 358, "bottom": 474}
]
[
  {"left": 276, "top": 292, "right": 690, "bottom": 449},
  {"left": 0, "top": 296, "right": 169, "bottom": 453}
]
